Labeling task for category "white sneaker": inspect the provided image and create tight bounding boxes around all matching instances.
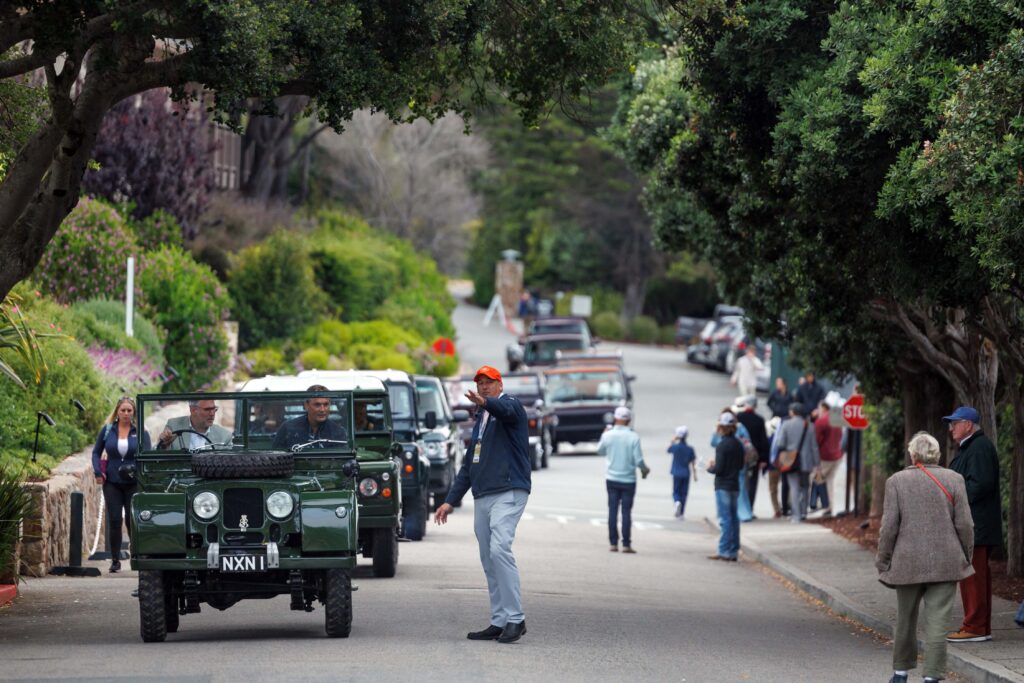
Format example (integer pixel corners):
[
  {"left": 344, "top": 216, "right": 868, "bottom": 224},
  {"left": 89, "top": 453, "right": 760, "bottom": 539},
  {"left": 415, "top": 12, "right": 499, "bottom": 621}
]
[{"left": 674, "top": 501, "right": 683, "bottom": 517}]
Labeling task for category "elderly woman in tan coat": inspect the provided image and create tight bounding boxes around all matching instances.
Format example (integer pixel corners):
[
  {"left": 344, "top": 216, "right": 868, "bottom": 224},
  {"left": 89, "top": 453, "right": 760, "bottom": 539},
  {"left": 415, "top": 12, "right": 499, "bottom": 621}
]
[{"left": 876, "top": 432, "right": 975, "bottom": 683}]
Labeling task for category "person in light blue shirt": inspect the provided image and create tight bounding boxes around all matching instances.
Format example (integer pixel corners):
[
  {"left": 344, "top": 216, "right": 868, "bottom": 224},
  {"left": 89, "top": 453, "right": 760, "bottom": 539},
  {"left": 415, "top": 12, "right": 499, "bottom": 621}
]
[{"left": 599, "top": 406, "right": 649, "bottom": 553}]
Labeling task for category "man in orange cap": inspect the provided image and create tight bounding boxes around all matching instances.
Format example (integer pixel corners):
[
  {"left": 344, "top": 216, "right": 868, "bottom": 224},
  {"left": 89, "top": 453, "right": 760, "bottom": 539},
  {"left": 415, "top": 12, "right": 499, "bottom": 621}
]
[{"left": 435, "top": 364, "right": 531, "bottom": 643}]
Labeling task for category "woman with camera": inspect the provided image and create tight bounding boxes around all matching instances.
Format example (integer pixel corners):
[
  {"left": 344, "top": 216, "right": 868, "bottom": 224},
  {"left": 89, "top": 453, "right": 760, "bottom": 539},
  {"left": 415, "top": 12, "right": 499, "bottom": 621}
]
[{"left": 92, "top": 397, "right": 151, "bottom": 573}]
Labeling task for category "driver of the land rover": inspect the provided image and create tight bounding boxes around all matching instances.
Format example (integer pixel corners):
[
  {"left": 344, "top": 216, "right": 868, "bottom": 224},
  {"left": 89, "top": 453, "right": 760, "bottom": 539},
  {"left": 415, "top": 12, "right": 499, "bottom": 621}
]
[
  {"left": 157, "top": 399, "right": 233, "bottom": 450},
  {"left": 272, "top": 385, "right": 348, "bottom": 450}
]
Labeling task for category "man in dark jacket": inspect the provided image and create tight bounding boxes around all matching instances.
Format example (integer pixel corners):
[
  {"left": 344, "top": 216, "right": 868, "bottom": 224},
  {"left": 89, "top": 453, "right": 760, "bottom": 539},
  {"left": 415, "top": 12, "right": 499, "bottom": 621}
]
[
  {"left": 435, "top": 365, "right": 531, "bottom": 644},
  {"left": 944, "top": 406, "right": 1002, "bottom": 643},
  {"left": 795, "top": 371, "right": 826, "bottom": 420},
  {"left": 734, "top": 395, "right": 769, "bottom": 510}
]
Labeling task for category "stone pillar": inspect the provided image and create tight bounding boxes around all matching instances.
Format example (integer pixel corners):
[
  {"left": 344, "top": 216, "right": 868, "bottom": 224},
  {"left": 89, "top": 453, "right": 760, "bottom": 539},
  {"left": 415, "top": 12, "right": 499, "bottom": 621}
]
[{"left": 495, "top": 260, "right": 523, "bottom": 322}]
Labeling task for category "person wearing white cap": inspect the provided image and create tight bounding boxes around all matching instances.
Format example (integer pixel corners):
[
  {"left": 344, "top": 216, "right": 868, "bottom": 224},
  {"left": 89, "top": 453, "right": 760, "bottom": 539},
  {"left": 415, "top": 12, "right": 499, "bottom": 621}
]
[
  {"left": 599, "top": 406, "right": 649, "bottom": 553},
  {"left": 668, "top": 425, "right": 697, "bottom": 518}
]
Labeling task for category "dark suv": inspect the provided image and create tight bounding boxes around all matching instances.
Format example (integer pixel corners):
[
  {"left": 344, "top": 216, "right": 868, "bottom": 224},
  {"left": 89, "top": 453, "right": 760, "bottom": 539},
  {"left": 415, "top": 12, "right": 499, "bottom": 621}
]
[
  {"left": 543, "top": 364, "right": 633, "bottom": 450},
  {"left": 414, "top": 374, "right": 470, "bottom": 507},
  {"left": 130, "top": 390, "right": 364, "bottom": 641}
]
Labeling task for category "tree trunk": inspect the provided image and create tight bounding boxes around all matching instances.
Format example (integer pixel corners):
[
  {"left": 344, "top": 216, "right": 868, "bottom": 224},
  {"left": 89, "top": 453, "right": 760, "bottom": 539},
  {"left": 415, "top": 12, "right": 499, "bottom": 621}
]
[
  {"left": 1002, "top": 364, "right": 1024, "bottom": 576},
  {"left": 869, "top": 463, "right": 886, "bottom": 517},
  {"left": 622, "top": 277, "right": 647, "bottom": 323}
]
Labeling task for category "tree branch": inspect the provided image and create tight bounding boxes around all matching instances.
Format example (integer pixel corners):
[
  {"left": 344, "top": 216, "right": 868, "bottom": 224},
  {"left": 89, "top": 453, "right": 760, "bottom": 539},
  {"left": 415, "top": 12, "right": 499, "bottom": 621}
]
[
  {"left": 890, "top": 300, "right": 971, "bottom": 390},
  {"left": 281, "top": 123, "right": 329, "bottom": 167},
  {"left": 0, "top": 50, "right": 47, "bottom": 80}
]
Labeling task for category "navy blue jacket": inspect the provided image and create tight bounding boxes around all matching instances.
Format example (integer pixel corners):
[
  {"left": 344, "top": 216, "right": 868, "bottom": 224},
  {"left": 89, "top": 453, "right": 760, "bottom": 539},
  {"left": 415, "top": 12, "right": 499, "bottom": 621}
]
[
  {"left": 91, "top": 423, "right": 152, "bottom": 484},
  {"left": 272, "top": 415, "right": 348, "bottom": 450},
  {"left": 446, "top": 394, "right": 531, "bottom": 504}
]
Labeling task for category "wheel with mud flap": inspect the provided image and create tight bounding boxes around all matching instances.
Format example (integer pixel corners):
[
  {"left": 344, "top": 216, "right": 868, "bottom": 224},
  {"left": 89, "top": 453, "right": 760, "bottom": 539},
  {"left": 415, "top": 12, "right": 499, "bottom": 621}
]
[
  {"left": 138, "top": 570, "right": 168, "bottom": 642},
  {"left": 323, "top": 568, "right": 352, "bottom": 638},
  {"left": 371, "top": 527, "right": 398, "bottom": 577},
  {"left": 401, "top": 495, "right": 428, "bottom": 541}
]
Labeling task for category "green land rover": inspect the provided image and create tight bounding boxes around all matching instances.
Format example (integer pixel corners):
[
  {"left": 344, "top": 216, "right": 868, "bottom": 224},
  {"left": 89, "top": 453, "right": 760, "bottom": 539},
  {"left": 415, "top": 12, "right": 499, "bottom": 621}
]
[
  {"left": 239, "top": 375, "right": 403, "bottom": 577},
  {"left": 130, "top": 390, "right": 369, "bottom": 641}
]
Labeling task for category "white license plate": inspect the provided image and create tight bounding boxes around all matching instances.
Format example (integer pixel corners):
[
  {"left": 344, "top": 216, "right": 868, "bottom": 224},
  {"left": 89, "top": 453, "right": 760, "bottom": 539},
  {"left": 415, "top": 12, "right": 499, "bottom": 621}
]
[{"left": 219, "top": 553, "right": 267, "bottom": 572}]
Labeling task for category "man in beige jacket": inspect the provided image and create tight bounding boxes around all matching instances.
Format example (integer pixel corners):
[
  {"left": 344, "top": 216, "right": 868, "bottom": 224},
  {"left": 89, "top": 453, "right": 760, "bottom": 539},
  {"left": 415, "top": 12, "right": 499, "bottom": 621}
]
[{"left": 876, "top": 432, "right": 974, "bottom": 683}]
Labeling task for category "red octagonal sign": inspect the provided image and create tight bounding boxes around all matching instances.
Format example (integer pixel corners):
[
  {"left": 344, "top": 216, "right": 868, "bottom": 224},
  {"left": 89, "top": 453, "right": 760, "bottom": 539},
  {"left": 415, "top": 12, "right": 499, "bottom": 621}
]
[{"left": 842, "top": 394, "right": 870, "bottom": 430}]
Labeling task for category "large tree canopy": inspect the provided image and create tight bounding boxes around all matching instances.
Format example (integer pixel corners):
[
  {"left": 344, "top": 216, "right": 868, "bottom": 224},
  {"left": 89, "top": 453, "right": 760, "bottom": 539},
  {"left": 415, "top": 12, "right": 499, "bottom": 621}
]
[{"left": 0, "top": 0, "right": 648, "bottom": 299}]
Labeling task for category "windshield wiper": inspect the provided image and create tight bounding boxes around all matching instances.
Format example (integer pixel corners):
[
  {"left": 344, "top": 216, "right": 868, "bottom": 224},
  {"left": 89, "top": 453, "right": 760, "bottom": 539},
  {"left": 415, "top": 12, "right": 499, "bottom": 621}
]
[{"left": 291, "top": 438, "right": 347, "bottom": 452}]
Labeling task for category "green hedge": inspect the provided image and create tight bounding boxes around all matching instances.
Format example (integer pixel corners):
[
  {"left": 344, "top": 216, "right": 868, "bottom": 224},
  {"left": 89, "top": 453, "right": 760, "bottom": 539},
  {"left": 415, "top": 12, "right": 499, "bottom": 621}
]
[
  {"left": 70, "top": 298, "right": 165, "bottom": 369},
  {"left": 627, "top": 315, "right": 659, "bottom": 344},
  {"left": 139, "top": 246, "right": 231, "bottom": 390},
  {"left": 229, "top": 231, "right": 327, "bottom": 350},
  {"left": 592, "top": 311, "right": 624, "bottom": 341}
]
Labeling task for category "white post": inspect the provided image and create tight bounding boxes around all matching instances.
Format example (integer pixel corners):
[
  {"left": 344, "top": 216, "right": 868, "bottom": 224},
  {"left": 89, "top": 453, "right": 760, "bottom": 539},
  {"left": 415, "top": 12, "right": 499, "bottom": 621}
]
[{"left": 125, "top": 256, "right": 135, "bottom": 338}]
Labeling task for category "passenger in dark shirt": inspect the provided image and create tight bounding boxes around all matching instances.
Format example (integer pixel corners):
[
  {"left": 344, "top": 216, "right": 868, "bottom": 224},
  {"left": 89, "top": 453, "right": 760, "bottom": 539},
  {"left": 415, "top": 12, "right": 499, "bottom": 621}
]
[{"left": 272, "top": 385, "right": 348, "bottom": 450}]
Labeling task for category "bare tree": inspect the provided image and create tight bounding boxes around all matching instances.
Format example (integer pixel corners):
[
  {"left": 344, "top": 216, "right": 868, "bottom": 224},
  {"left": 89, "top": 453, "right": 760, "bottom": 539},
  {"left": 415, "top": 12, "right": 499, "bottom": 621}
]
[{"left": 314, "top": 110, "right": 488, "bottom": 275}]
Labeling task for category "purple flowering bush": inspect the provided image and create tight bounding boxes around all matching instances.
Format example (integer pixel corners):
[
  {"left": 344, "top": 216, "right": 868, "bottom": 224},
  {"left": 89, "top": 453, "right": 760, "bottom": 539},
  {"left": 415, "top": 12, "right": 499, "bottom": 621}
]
[
  {"left": 34, "top": 197, "right": 140, "bottom": 304},
  {"left": 138, "top": 246, "right": 231, "bottom": 390}
]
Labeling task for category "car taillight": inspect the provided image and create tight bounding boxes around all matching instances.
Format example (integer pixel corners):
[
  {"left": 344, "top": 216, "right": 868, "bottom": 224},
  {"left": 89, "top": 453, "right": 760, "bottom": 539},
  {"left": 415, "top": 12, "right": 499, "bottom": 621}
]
[
  {"left": 737, "top": 341, "right": 747, "bottom": 350},
  {"left": 528, "top": 418, "right": 537, "bottom": 428}
]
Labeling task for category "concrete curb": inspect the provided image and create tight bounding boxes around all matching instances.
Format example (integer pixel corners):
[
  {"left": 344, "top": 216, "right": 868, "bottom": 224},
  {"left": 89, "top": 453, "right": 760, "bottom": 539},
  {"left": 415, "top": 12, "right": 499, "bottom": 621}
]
[
  {"left": 703, "top": 517, "right": 1024, "bottom": 683},
  {"left": 0, "top": 584, "right": 16, "bottom": 608}
]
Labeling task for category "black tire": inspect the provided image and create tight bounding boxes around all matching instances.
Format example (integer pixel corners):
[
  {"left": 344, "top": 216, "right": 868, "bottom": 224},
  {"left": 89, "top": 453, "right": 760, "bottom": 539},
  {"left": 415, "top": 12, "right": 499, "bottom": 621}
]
[
  {"left": 549, "top": 428, "right": 559, "bottom": 454},
  {"left": 402, "top": 496, "right": 427, "bottom": 541},
  {"left": 371, "top": 527, "right": 398, "bottom": 578},
  {"left": 323, "top": 568, "right": 352, "bottom": 638},
  {"left": 541, "top": 431, "right": 551, "bottom": 469},
  {"left": 191, "top": 451, "right": 293, "bottom": 479},
  {"left": 139, "top": 570, "right": 167, "bottom": 642}
]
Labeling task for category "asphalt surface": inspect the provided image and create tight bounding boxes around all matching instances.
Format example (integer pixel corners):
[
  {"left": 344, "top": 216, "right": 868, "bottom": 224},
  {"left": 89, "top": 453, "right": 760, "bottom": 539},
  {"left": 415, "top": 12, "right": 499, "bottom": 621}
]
[{"left": 0, "top": 298, "right": 895, "bottom": 682}]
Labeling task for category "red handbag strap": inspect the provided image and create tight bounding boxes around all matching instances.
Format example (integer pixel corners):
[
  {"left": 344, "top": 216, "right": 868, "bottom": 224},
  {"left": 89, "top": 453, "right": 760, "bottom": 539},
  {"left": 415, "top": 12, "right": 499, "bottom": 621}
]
[{"left": 916, "top": 463, "right": 954, "bottom": 505}]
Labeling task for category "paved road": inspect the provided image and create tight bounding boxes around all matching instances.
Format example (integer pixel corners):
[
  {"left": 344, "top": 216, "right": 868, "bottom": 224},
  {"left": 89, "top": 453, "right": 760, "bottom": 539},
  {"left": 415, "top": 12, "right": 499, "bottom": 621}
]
[{"left": 0, "top": 299, "right": 891, "bottom": 682}]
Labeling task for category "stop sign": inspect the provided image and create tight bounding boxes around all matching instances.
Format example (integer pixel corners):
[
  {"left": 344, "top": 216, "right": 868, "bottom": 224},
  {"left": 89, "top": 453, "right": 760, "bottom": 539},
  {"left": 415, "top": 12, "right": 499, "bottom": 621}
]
[{"left": 842, "top": 394, "right": 870, "bottom": 430}]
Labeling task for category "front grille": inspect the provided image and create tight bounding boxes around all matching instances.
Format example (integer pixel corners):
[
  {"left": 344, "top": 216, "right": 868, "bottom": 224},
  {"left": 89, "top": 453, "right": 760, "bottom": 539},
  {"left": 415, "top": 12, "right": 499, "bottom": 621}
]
[
  {"left": 223, "top": 488, "right": 264, "bottom": 529},
  {"left": 222, "top": 531, "right": 264, "bottom": 546}
]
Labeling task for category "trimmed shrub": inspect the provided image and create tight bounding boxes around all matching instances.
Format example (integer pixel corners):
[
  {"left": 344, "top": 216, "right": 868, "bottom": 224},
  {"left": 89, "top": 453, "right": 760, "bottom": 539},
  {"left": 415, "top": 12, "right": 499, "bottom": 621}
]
[
  {"left": 229, "top": 231, "right": 328, "bottom": 351},
  {"left": 592, "top": 311, "right": 624, "bottom": 341},
  {"left": 138, "top": 246, "right": 231, "bottom": 391},
  {"left": 627, "top": 316, "right": 659, "bottom": 344},
  {"left": 71, "top": 298, "right": 165, "bottom": 369},
  {"left": 240, "top": 347, "right": 289, "bottom": 377},
  {"left": 0, "top": 465, "right": 36, "bottom": 583},
  {"left": 34, "top": 197, "right": 140, "bottom": 304},
  {"left": 134, "top": 209, "right": 184, "bottom": 251},
  {"left": 295, "top": 319, "right": 352, "bottom": 357},
  {"left": 298, "top": 347, "right": 330, "bottom": 370},
  {"left": 657, "top": 324, "right": 676, "bottom": 346}
]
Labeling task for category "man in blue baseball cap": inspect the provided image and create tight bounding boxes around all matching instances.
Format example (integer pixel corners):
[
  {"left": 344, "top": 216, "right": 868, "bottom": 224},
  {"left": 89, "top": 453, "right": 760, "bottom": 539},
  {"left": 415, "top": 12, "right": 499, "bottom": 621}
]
[{"left": 943, "top": 406, "right": 1002, "bottom": 643}]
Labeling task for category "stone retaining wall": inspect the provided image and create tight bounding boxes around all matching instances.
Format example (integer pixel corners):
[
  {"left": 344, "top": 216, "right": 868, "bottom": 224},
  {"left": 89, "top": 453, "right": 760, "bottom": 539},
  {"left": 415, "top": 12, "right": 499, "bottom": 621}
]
[{"left": 19, "top": 448, "right": 108, "bottom": 576}]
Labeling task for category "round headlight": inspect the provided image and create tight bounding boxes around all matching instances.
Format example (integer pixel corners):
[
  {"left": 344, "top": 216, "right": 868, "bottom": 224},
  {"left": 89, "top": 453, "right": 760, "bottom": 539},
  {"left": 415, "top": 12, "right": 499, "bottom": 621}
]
[
  {"left": 266, "top": 491, "right": 294, "bottom": 520},
  {"left": 358, "top": 477, "right": 379, "bottom": 497},
  {"left": 192, "top": 492, "right": 220, "bottom": 520},
  {"left": 425, "top": 442, "right": 440, "bottom": 455}
]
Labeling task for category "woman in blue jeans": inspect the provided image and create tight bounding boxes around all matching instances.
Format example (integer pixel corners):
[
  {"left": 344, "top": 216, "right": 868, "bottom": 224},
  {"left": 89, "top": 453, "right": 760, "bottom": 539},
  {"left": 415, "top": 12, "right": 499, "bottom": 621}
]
[{"left": 708, "top": 411, "right": 744, "bottom": 561}]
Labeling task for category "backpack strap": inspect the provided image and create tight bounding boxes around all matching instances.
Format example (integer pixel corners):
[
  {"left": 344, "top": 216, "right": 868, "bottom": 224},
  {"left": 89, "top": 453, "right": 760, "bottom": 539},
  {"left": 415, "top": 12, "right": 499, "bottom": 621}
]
[{"left": 915, "top": 463, "right": 954, "bottom": 505}]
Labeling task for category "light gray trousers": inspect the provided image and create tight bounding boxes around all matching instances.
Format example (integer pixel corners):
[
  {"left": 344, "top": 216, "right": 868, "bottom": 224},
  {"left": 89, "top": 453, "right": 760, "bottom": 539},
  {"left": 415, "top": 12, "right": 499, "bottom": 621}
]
[{"left": 473, "top": 488, "right": 529, "bottom": 627}]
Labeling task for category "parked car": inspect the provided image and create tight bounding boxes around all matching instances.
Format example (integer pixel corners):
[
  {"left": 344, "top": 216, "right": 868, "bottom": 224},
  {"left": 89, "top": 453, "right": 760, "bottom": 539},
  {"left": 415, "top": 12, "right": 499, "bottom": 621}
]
[
  {"left": 499, "top": 372, "right": 552, "bottom": 470},
  {"left": 508, "top": 333, "right": 589, "bottom": 372},
  {"left": 674, "top": 316, "right": 709, "bottom": 346},
  {"left": 543, "top": 364, "right": 633, "bottom": 451},
  {"left": 690, "top": 316, "right": 742, "bottom": 368},
  {"left": 443, "top": 375, "right": 478, "bottom": 450},
  {"left": 414, "top": 374, "right": 470, "bottom": 507},
  {"left": 509, "top": 318, "right": 595, "bottom": 370},
  {"left": 131, "top": 389, "right": 364, "bottom": 640}
]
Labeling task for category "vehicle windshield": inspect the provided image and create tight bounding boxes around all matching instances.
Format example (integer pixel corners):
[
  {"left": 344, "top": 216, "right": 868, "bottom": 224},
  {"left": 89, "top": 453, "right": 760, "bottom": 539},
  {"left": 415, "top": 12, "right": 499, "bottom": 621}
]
[
  {"left": 415, "top": 381, "right": 449, "bottom": 427},
  {"left": 544, "top": 371, "right": 625, "bottom": 404},
  {"left": 523, "top": 338, "right": 586, "bottom": 364},
  {"left": 354, "top": 398, "right": 388, "bottom": 433},
  {"left": 137, "top": 392, "right": 352, "bottom": 454},
  {"left": 388, "top": 384, "right": 417, "bottom": 436},
  {"left": 501, "top": 375, "right": 542, "bottom": 402},
  {"left": 531, "top": 321, "right": 584, "bottom": 336}
]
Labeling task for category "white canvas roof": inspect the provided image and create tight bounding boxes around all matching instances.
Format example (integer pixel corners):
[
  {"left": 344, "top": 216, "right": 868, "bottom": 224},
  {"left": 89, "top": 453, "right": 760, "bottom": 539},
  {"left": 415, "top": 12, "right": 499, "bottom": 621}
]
[{"left": 240, "top": 373, "right": 387, "bottom": 393}]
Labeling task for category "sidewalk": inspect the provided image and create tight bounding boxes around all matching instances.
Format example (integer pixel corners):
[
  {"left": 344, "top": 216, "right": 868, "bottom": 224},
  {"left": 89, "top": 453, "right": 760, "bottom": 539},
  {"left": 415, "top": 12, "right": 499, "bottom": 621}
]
[{"left": 716, "top": 516, "right": 1024, "bottom": 683}]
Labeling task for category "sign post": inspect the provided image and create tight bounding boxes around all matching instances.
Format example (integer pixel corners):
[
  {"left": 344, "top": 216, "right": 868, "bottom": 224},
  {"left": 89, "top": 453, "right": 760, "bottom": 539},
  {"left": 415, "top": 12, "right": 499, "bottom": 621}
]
[
  {"left": 125, "top": 256, "right": 135, "bottom": 338},
  {"left": 841, "top": 394, "right": 870, "bottom": 516}
]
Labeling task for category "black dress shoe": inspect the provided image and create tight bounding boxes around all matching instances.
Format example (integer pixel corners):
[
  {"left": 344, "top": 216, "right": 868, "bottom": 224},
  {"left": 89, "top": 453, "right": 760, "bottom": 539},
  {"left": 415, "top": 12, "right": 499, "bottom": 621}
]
[
  {"left": 467, "top": 624, "right": 504, "bottom": 640},
  {"left": 109, "top": 560, "right": 121, "bottom": 573},
  {"left": 498, "top": 620, "right": 526, "bottom": 643}
]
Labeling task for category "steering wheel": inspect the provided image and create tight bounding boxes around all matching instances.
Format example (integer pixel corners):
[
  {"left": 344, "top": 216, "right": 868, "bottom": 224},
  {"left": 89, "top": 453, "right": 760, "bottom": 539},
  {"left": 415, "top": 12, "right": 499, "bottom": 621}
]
[{"left": 171, "top": 428, "right": 214, "bottom": 446}]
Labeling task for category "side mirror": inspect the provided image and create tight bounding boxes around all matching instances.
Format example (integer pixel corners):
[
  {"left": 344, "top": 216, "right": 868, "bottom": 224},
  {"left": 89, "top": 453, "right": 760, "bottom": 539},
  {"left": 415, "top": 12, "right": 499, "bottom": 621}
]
[
  {"left": 389, "top": 442, "right": 404, "bottom": 458},
  {"left": 452, "top": 409, "right": 470, "bottom": 422},
  {"left": 627, "top": 374, "right": 637, "bottom": 383},
  {"left": 342, "top": 460, "right": 360, "bottom": 478},
  {"left": 424, "top": 410, "right": 438, "bottom": 430}
]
